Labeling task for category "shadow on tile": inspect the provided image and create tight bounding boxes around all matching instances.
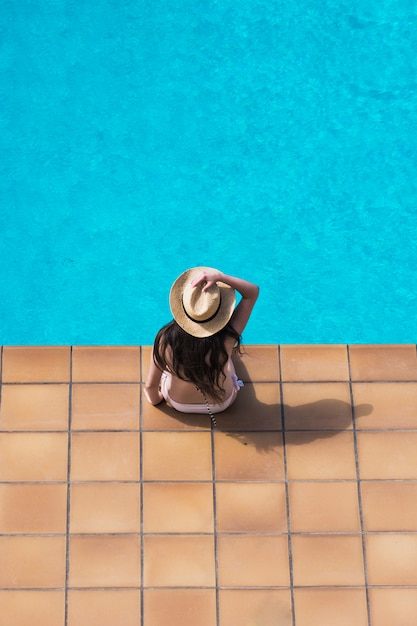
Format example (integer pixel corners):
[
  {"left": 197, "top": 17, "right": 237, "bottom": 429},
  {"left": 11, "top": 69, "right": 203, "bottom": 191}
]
[
  {"left": 282, "top": 397, "right": 373, "bottom": 437},
  {"left": 143, "top": 358, "right": 373, "bottom": 449}
]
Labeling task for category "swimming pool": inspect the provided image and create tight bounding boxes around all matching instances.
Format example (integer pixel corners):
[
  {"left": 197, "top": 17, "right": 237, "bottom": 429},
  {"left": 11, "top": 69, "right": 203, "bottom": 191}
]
[{"left": 1, "top": 0, "right": 416, "bottom": 345}]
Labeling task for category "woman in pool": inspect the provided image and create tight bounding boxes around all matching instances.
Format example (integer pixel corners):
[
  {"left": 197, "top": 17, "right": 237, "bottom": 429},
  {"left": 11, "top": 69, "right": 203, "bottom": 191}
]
[{"left": 144, "top": 267, "right": 259, "bottom": 422}]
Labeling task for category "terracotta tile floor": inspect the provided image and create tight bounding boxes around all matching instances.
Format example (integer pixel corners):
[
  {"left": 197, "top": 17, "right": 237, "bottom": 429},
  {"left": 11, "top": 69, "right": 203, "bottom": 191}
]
[{"left": 1, "top": 344, "right": 417, "bottom": 626}]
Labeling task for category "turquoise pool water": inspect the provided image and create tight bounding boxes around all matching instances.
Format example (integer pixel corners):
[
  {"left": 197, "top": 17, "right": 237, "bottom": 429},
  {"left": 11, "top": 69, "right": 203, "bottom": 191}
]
[{"left": 1, "top": 0, "right": 416, "bottom": 345}]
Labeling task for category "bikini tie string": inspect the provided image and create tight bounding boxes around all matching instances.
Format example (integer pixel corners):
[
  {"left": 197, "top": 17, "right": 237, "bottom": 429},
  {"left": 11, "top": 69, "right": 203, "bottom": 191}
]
[{"left": 195, "top": 386, "right": 217, "bottom": 427}]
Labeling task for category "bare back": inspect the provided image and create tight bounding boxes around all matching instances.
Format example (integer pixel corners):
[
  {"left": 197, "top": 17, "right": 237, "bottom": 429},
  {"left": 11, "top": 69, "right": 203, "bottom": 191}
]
[{"left": 163, "top": 337, "right": 237, "bottom": 405}]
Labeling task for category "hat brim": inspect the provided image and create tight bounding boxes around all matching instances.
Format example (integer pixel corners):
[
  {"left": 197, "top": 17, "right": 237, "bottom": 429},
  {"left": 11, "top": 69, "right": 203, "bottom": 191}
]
[{"left": 169, "top": 267, "right": 236, "bottom": 337}]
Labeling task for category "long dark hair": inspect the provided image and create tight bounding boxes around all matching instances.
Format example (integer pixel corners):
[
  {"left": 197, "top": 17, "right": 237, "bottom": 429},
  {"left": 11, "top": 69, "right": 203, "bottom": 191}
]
[{"left": 153, "top": 320, "right": 241, "bottom": 403}]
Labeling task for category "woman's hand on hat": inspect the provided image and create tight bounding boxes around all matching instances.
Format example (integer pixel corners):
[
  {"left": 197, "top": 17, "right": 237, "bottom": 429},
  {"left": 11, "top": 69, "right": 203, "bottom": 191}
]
[{"left": 191, "top": 269, "right": 222, "bottom": 292}]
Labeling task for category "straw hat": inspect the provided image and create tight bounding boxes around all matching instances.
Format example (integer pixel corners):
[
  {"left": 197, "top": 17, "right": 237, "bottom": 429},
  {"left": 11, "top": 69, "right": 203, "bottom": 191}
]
[{"left": 169, "top": 267, "right": 236, "bottom": 337}]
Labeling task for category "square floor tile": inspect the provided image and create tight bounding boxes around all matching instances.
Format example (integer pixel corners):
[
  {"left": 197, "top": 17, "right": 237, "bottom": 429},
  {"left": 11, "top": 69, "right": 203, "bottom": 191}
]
[
  {"left": 72, "top": 384, "right": 140, "bottom": 430},
  {"left": 0, "top": 591, "right": 65, "bottom": 626},
  {"left": 69, "top": 536, "right": 141, "bottom": 588},
  {"left": 71, "top": 432, "right": 140, "bottom": 481},
  {"left": 143, "top": 536, "right": 215, "bottom": 587},
  {"left": 216, "top": 482, "right": 287, "bottom": 533},
  {"left": 294, "top": 588, "right": 368, "bottom": 626},
  {"left": 219, "top": 589, "right": 292, "bottom": 626},
  {"left": 0, "top": 433, "right": 68, "bottom": 481},
  {"left": 292, "top": 535, "right": 365, "bottom": 586},
  {"left": 214, "top": 431, "right": 284, "bottom": 481},
  {"left": 70, "top": 484, "right": 140, "bottom": 533},
  {"left": 369, "top": 588, "right": 417, "bottom": 626},
  {"left": 141, "top": 398, "right": 211, "bottom": 431},
  {"left": 68, "top": 590, "right": 141, "bottom": 626},
  {"left": 0, "top": 484, "right": 67, "bottom": 534},
  {"left": 285, "top": 431, "right": 356, "bottom": 479},
  {"left": 217, "top": 535, "right": 290, "bottom": 587},
  {"left": 1, "top": 347, "right": 70, "bottom": 383},
  {"left": 233, "top": 345, "right": 280, "bottom": 382},
  {"left": 143, "top": 590, "right": 216, "bottom": 626},
  {"left": 280, "top": 345, "right": 349, "bottom": 382},
  {"left": 289, "top": 482, "right": 361, "bottom": 532},
  {"left": 353, "top": 382, "right": 417, "bottom": 429},
  {"left": 142, "top": 432, "right": 212, "bottom": 481},
  {"left": 362, "top": 481, "right": 417, "bottom": 531},
  {"left": 366, "top": 534, "right": 417, "bottom": 585},
  {"left": 72, "top": 347, "right": 140, "bottom": 382},
  {"left": 140, "top": 345, "right": 153, "bottom": 383},
  {"left": 143, "top": 483, "right": 214, "bottom": 533},
  {"left": 282, "top": 382, "right": 353, "bottom": 430},
  {"left": 0, "top": 536, "right": 66, "bottom": 588},
  {"left": 357, "top": 432, "right": 417, "bottom": 479},
  {"left": 213, "top": 383, "right": 282, "bottom": 431},
  {"left": 0, "top": 384, "right": 69, "bottom": 431},
  {"left": 349, "top": 344, "right": 417, "bottom": 381}
]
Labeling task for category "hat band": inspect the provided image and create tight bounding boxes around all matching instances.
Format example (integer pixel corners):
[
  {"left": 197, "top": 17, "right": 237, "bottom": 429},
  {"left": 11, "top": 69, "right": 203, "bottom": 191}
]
[{"left": 182, "top": 295, "right": 222, "bottom": 324}]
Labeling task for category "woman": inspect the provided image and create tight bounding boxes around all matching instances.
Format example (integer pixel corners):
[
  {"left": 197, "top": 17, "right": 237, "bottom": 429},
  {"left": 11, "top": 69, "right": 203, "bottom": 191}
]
[{"left": 144, "top": 267, "right": 259, "bottom": 420}]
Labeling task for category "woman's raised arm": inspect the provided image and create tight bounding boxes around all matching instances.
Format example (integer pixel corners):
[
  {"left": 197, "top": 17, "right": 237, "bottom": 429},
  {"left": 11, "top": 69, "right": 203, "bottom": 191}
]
[{"left": 191, "top": 269, "right": 259, "bottom": 335}]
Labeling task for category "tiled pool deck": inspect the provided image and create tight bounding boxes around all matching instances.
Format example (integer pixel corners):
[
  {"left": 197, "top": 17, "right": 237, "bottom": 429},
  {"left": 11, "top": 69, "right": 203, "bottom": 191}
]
[{"left": 1, "top": 344, "right": 417, "bottom": 625}]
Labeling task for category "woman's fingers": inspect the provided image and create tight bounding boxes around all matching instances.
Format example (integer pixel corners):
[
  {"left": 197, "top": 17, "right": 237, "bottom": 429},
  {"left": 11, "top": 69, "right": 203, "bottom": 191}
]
[
  {"left": 191, "top": 272, "right": 208, "bottom": 287},
  {"left": 191, "top": 270, "right": 220, "bottom": 291}
]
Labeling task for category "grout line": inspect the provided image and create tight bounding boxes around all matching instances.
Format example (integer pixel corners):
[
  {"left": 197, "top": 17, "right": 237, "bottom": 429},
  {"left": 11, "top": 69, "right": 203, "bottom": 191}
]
[
  {"left": 1, "top": 381, "right": 142, "bottom": 386},
  {"left": 16, "top": 479, "right": 417, "bottom": 486},
  {"left": 10, "top": 426, "right": 417, "bottom": 433},
  {"left": 3, "top": 584, "right": 417, "bottom": 591},
  {"left": 3, "top": 529, "right": 417, "bottom": 537},
  {"left": 210, "top": 423, "right": 220, "bottom": 626},
  {"left": 3, "top": 377, "right": 417, "bottom": 385},
  {"left": 139, "top": 346, "right": 145, "bottom": 626},
  {"left": 4, "top": 427, "right": 417, "bottom": 434},
  {"left": 279, "top": 345, "right": 297, "bottom": 626},
  {"left": 348, "top": 345, "right": 372, "bottom": 626},
  {"left": 64, "top": 346, "right": 73, "bottom": 626},
  {"left": 281, "top": 378, "right": 409, "bottom": 384}
]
